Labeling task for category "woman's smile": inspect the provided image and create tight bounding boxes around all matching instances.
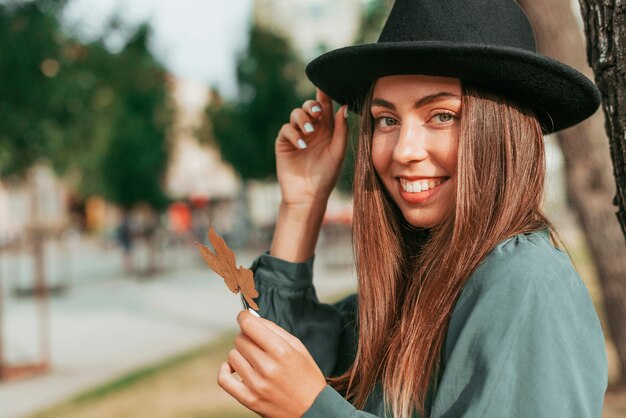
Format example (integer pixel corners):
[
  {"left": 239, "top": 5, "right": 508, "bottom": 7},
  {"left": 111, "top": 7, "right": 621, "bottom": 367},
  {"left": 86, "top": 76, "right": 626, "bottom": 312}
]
[{"left": 396, "top": 176, "right": 450, "bottom": 204}]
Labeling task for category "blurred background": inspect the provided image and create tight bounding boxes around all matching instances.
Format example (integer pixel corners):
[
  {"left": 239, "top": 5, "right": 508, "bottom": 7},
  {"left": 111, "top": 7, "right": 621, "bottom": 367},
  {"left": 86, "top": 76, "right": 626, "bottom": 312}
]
[{"left": 0, "top": 0, "right": 624, "bottom": 417}]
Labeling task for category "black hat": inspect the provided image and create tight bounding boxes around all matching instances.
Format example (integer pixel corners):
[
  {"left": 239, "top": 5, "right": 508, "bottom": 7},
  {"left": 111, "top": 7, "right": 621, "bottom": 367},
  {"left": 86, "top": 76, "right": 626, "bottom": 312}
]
[{"left": 305, "top": 0, "right": 600, "bottom": 133}]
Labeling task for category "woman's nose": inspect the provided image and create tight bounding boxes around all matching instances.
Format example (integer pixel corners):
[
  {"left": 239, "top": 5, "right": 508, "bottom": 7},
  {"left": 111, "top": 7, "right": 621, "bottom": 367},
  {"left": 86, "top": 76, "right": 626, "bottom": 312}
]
[{"left": 392, "top": 123, "right": 428, "bottom": 164}]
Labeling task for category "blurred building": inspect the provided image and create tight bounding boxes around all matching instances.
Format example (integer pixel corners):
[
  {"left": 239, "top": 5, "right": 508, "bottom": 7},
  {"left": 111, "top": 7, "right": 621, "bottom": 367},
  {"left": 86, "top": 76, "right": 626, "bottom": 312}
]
[
  {"left": 165, "top": 77, "right": 239, "bottom": 201},
  {"left": 0, "top": 166, "right": 70, "bottom": 244}
]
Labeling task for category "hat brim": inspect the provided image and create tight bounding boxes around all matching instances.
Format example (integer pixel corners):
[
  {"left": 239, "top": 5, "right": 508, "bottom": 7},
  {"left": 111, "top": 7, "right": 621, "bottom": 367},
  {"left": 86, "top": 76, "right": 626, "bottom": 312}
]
[{"left": 305, "top": 41, "right": 600, "bottom": 133}]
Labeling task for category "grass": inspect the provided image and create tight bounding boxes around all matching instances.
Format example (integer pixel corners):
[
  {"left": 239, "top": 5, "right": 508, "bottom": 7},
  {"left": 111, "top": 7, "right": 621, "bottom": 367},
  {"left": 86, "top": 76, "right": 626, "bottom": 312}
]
[{"left": 27, "top": 332, "right": 256, "bottom": 418}]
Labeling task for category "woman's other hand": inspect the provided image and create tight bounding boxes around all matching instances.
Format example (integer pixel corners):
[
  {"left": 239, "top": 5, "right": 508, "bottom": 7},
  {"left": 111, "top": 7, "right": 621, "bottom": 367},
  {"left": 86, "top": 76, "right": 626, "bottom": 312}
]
[
  {"left": 275, "top": 89, "right": 349, "bottom": 210},
  {"left": 218, "top": 310, "right": 327, "bottom": 418}
]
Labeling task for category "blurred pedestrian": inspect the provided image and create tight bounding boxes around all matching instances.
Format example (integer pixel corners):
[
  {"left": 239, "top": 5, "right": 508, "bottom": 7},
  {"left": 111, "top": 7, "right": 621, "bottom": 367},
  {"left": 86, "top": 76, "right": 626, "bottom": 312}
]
[{"left": 117, "top": 211, "right": 134, "bottom": 273}]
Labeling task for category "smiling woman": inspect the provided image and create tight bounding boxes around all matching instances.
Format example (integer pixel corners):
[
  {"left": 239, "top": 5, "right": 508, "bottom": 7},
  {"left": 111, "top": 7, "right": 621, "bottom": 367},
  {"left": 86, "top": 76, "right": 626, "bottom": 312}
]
[{"left": 215, "top": 0, "right": 608, "bottom": 417}]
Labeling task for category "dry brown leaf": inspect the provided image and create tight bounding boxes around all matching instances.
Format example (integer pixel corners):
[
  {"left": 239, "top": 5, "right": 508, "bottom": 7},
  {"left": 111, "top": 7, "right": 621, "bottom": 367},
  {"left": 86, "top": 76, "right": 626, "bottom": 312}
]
[{"left": 194, "top": 227, "right": 259, "bottom": 310}]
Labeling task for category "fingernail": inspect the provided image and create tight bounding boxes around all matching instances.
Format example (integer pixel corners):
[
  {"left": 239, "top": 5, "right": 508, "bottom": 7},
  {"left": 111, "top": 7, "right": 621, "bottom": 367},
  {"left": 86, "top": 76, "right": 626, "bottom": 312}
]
[
  {"left": 303, "top": 123, "right": 315, "bottom": 133},
  {"left": 248, "top": 308, "right": 260, "bottom": 318},
  {"left": 297, "top": 139, "right": 307, "bottom": 149},
  {"left": 311, "top": 105, "right": 322, "bottom": 113},
  {"left": 344, "top": 107, "right": 349, "bottom": 119}
]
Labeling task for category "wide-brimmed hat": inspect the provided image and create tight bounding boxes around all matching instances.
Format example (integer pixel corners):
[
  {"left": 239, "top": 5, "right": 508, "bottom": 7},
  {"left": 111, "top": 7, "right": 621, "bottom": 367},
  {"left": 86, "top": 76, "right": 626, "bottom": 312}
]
[{"left": 305, "top": 0, "right": 600, "bottom": 133}]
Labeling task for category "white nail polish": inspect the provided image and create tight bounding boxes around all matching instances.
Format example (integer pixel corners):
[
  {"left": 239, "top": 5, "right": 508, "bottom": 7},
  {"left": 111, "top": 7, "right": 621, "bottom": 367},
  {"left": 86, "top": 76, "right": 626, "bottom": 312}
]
[
  {"left": 344, "top": 107, "right": 349, "bottom": 118},
  {"left": 311, "top": 105, "right": 322, "bottom": 113},
  {"left": 297, "top": 139, "right": 307, "bottom": 149},
  {"left": 248, "top": 308, "right": 260, "bottom": 318},
  {"left": 304, "top": 123, "right": 315, "bottom": 133}
]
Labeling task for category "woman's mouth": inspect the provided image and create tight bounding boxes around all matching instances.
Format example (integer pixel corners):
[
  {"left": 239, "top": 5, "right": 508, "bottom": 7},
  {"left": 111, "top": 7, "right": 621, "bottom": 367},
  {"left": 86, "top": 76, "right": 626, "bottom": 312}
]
[
  {"left": 399, "top": 177, "right": 446, "bottom": 193},
  {"left": 397, "top": 177, "right": 449, "bottom": 204}
]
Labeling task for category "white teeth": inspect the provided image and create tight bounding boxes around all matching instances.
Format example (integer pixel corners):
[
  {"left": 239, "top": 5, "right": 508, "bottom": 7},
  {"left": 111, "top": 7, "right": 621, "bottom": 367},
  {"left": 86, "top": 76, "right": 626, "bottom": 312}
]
[{"left": 400, "top": 178, "right": 446, "bottom": 193}]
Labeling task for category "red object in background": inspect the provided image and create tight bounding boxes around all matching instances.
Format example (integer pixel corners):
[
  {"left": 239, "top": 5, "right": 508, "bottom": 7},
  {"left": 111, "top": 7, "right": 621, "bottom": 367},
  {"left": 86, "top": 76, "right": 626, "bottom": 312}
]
[
  {"left": 0, "top": 362, "right": 49, "bottom": 381},
  {"left": 189, "top": 196, "right": 210, "bottom": 209},
  {"left": 169, "top": 202, "right": 192, "bottom": 233}
]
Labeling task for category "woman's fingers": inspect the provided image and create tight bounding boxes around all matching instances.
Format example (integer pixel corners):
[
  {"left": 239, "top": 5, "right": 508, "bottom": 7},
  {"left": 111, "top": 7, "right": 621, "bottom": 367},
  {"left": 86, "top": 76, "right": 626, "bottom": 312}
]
[
  {"left": 234, "top": 333, "right": 269, "bottom": 371},
  {"left": 277, "top": 123, "right": 307, "bottom": 150},
  {"left": 217, "top": 362, "right": 257, "bottom": 407},
  {"left": 257, "top": 317, "right": 309, "bottom": 356},
  {"left": 316, "top": 89, "right": 334, "bottom": 121},
  {"left": 303, "top": 99, "right": 323, "bottom": 119},
  {"left": 290, "top": 108, "right": 316, "bottom": 136},
  {"left": 237, "top": 310, "right": 291, "bottom": 361},
  {"left": 228, "top": 347, "right": 259, "bottom": 384}
]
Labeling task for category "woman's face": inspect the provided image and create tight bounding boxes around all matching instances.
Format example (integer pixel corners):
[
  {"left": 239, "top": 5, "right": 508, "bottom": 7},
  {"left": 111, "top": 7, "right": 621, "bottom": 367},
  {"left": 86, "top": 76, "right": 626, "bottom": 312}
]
[{"left": 371, "top": 75, "right": 461, "bottom": 228}]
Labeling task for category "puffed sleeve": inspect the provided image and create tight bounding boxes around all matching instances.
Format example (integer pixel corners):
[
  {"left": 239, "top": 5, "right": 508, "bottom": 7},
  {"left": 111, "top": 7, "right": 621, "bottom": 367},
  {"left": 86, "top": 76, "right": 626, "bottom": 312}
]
[
  {"left": 251, "top": 252, "right": 358, "bottom": 377},
  {"left": 430, "top": 232, "right": 608, "bottom": 418}
]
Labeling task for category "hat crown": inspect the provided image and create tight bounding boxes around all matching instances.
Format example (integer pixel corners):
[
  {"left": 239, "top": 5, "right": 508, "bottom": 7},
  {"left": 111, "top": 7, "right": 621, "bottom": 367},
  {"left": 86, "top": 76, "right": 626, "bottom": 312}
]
[{"left": 378, "top": 0, "right": 536, "bottom": 52}]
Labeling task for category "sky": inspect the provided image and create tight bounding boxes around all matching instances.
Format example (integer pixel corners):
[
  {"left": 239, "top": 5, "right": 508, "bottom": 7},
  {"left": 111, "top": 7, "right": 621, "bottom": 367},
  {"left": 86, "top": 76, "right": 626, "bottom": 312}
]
[{"left": 62, "top": 0, "right": 254, "bottom": 97}]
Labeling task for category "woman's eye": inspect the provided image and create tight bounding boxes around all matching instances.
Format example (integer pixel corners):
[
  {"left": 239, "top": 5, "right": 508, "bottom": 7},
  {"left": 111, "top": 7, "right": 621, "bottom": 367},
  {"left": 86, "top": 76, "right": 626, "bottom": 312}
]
[
  {"left": 376, "top": 116, "right": 398, "bottom": 128},
  {"left": 434, "top": 112, "right": 454, "bottom": 123}
]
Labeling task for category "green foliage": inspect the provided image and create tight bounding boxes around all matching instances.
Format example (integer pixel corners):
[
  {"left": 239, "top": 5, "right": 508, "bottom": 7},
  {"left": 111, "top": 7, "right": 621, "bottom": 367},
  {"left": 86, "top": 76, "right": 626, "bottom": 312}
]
[
  {"left": 0, "top": 1, "right": 172, "bottom": 211},
  {"left": 203, "top": 24, "right": 305, "bottom": 181},
  {"left": 0, "top": 0, "right": 67, "bottom": 178},
  {"left": 94, "top": 24, "right": 172, "bottom": 210}
]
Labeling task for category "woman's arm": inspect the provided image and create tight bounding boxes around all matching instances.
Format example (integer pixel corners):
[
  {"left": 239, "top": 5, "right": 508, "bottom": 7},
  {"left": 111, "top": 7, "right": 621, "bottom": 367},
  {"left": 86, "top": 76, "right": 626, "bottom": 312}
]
[
  {"left": 269, "top": 201, "right": 326, "bottom": 263},
  {"left": 219, "top": 90, "right": 355, "bottom": 416},
  {"left": 270, "top": 89, "right": 349, "bottom": 262}
]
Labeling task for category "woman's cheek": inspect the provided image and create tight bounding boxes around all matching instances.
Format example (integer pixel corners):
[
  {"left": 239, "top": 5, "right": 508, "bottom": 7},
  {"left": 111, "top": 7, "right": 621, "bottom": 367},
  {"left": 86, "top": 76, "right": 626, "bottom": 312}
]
[{"left": 371, "top": 137, "right": 393, "bottom": 176}]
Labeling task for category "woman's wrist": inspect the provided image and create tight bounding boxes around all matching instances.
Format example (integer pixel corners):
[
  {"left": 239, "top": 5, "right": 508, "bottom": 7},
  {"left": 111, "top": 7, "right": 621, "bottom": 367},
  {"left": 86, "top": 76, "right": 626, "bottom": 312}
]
[
  {"left": 278, "top": 200, "right": 328, "bottom": 221},
  {"left": 269, "top": 200, "right": 327, "bottom": 263}
]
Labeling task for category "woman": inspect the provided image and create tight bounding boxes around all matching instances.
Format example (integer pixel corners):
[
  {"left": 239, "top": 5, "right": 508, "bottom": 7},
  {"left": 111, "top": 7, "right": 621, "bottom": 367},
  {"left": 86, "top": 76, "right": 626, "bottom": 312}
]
[{"left": 218, "top": 0, "right": 608, "bottom": 417}]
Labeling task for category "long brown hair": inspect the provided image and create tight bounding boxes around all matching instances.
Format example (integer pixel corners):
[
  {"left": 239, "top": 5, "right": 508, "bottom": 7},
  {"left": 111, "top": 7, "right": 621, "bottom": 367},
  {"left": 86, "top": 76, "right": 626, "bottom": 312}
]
[{"left": 330, "top": 83, "right": 555, "bottom": 417}]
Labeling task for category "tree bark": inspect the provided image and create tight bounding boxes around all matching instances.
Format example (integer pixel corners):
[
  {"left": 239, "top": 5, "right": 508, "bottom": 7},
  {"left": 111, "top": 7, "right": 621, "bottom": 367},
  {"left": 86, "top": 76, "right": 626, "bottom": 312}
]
[
  {"left": 519, "top": 0, "right": 626, "bottom": 385},
  {"left": 578, "top": 0, "right": 626, "bottom": 240}
]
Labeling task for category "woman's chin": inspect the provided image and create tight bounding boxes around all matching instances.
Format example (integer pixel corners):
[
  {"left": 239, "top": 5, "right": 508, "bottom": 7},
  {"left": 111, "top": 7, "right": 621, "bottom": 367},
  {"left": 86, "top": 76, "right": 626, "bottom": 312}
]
[{"left": 401, "top": 211, "right": 440, "bottom": 228}]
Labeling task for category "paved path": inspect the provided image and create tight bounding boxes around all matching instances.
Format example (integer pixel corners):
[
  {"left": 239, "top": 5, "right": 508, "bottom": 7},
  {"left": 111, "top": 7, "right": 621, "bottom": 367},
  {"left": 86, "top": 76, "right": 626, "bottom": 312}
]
[{"left": 0, "top": 240, "right": 356, "bottom": 418}]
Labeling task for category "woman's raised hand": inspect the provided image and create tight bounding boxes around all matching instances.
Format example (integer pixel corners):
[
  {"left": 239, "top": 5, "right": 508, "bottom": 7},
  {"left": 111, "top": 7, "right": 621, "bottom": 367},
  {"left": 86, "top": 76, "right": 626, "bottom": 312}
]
[{"left": 275, "top": 89, "right": 349, "bottom": 210}]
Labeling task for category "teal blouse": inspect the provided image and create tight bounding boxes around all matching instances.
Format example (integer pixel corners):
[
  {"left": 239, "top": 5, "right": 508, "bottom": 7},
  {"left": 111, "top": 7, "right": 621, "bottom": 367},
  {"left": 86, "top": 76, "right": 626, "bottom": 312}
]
[{"left": 251, "top": 230, "right": 608, "bottom": 417}]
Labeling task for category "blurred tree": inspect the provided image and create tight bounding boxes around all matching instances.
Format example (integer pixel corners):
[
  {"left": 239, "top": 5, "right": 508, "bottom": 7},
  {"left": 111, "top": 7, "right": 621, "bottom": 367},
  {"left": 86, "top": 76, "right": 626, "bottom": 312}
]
[
  {"left": 518, "top": 0, "right": 626, "bottom": 386},
  {"left": 0, "top": 0, "right": 69, "bottom": 178},
  {"left": 0, "top": 0, "right": 71, "bottom": 378},
  {"left": 84, "top": 23, "right": 173, "bottom": 275},
  {"left": 95, "top": 24, "right": 172, "bottom": 213},
  {"left": 0, "top": 1, "right": 172, "bottom": 279},
  {"left": 201, "top": 23, "right": 304, "bottom": 181}
]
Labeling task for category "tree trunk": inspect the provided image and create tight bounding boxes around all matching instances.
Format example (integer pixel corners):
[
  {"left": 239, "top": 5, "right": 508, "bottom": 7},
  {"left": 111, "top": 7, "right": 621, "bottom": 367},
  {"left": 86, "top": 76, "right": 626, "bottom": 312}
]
[
  {"left": 28, "top": 171, "right": 50, "bottom": 368},
  {"left": 578, "top": 0, "right": 626, "bottom": 240},
  {"left": 519, "top": 0, "right": 626, "bottom": 385}
]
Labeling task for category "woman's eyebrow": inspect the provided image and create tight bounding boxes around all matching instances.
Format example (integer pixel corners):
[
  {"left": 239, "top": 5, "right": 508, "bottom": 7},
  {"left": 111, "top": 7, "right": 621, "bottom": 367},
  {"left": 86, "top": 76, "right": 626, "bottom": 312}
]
[{"left": 371, "top": 92, "right": 461, "bottom": 111}]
